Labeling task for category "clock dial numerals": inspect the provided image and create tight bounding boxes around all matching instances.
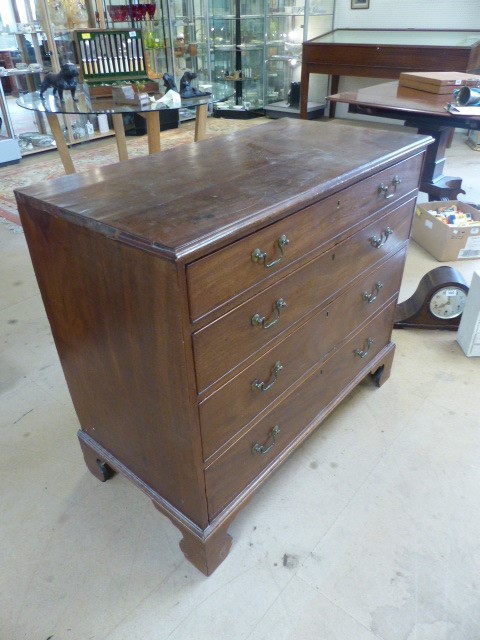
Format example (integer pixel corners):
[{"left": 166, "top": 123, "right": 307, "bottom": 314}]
[{"left": 429, "top": 288, "right": 468, "bottom": 319}]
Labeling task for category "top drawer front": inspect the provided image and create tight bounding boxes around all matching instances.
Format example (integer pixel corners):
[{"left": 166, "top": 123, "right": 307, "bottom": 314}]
[{"left": 187, "top": 153, "right": 423, "bottom": 321}]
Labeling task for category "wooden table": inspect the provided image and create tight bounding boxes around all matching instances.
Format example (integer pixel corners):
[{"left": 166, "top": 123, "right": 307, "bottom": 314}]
[
  {"left": 16, "top": 83, "right": 232, "bottom": 174},
  {"left": 300, "top": 29, "right": 480, "bottom": 118},
  {"left": 327, "top": 80, "right": 480, "bottom": 201}
]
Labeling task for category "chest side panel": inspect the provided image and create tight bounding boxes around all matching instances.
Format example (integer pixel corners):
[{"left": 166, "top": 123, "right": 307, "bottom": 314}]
[{"left": 19, "top": 204, "right": 208, "bottom": 528}]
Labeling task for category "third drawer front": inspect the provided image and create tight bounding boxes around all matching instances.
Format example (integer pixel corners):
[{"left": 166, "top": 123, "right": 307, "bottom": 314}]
[
  {"left": 199, "top": 248, "right": 406, "bottom": 460},
  {"left": 204, "top": 300, "right": 397, "bottom": 519},
  {"left": 193, "top": 198, "right": 414, "bottom": 393}
]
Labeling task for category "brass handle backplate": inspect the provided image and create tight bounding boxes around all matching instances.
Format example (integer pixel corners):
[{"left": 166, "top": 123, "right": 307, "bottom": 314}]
[
  {"left": 363, "top": 282, "right": 383, "bottom": 303},
  {"left": 378, "top": 175, "right": 401, "bottom": 199},
  {"left": 369, "top": 227, "right": 393, "bottom": 249},
  {"left": 251, "top": 361, "right": 283, "bottom": 392},
  {"left": 252, "top": 425, "right": 281, "bottom": 455},
  {"left": 251, "top": 298, "right": 287, "bottom": 329},
  {"left": 354, "top": 337, "right": 374, "bottom": 359},
  {"left": 252, "top": 235, "right": 289, "bottom": 269}
]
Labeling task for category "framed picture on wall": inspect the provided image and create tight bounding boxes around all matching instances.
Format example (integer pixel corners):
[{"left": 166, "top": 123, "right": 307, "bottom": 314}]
[{"left": 351, "top": 0, "right": 369, "bottom": 8}]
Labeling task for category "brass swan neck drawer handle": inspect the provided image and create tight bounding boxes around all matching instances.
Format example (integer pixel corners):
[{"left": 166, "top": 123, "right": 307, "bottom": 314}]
[
  {"left": 252, "top": 425, "right": 281, "bottom": 455},
  {"left": 378, "top": 175, "right": 401, "bottom": 199},
  {"left": 251, "top": 234, "right": 289, "bottom": 268},
  {"left": 363, "top": 281, "right": 383, "bottom": 303},
  {"left": 369, "top": 227, "right": 393, "bottom": 249},
  {"left": 354, "top": 337, "right": 374, "bottom": 359},
  {"left": 251, "top": 361, "right": 283, "bottom": 392},
  {"left": 251, "top": 298, "right": 287, "bottom": 329}
]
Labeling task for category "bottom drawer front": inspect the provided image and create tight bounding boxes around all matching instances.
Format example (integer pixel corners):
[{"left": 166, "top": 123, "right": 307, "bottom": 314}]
[{"left": 205, "top": 301, "right": 397, "bottom": 518}]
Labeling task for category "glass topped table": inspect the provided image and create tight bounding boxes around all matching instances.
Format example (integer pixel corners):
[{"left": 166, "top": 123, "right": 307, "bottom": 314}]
[{"left": 16, "top": 83, "right": 233, "bottom": 174}]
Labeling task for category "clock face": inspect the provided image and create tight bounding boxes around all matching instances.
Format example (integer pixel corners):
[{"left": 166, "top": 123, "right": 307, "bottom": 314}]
[{"left": 429, "top": 286, "right": 468, "bottom": 319}]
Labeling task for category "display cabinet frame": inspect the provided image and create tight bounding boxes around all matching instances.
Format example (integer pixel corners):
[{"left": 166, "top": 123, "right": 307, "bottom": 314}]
[
  {"left": 0, "top": 78, "right": 22, "bottom": 165},
  {"left": 209, "top": 0, "right": 266, "bottom": 118},
  {"left": 264, "top": 0, "right": 334, "bottom": 119}
]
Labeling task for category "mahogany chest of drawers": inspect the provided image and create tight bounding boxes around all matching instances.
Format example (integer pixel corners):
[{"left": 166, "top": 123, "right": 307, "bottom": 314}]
[{"left": 15, "top": 119, "right": 431, "bottom": 575}]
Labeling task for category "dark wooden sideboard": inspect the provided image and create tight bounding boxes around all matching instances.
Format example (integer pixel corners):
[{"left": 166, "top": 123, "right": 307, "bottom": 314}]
[
  {"left": 300, "top": 29, "right": 480, "bottom": 118},
  {"left": 15, "top": 120, "right": 432, "bottom": 575}
]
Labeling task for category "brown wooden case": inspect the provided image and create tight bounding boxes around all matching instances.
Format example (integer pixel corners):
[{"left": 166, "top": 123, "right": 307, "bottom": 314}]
[{"left": 399, "top": 71, "right": 480, "bottom": 95}]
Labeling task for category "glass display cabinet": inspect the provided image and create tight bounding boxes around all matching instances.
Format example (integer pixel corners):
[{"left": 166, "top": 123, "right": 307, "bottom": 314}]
[
  {"left": 0, "top": 0, "right": 78, "bottom": 156},
  {"left": 98, "top": 0, "right": 170, "bottom": 79},
  {"left": 264, "top": 0, "right": 334, "bottom": 118},
  {"left": 166, "top": 0, "right": 209, "bottom": 84},
  {"left": 209, "top": 0, "right": 265, "bottom": 117},
  {"left": 101, "top": 0, "right": 210, "bottom": 119},
  {"left": 0, "top": 77, "right": 22, "bottom": 165}
]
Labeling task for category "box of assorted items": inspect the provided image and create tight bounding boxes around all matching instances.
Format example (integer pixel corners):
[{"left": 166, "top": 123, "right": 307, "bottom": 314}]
[
  {"left": 399, "top": 72, "right": 480, "bottom": 95},
  {"left": 412, "top": 201, "right": 480, "bottom": 261}
]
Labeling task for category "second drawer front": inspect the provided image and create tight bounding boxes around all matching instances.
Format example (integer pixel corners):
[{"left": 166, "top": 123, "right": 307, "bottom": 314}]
[
  {"left": 193, "top": 198, "right": 414, "bottom": 393},
  {"left": 187, "top": 153, "right": 423, "bottom": 321},
  {"left": 204, "top": 301, "right": 397, "bottom": 519},
  {"left": 199, "top": 248, "right": 406, "bottom": 460}
]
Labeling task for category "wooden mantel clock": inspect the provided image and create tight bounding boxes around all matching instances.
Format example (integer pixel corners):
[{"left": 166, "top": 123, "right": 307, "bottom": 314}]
[{"left": 395, "top": 266, "right": 469, "bottom": 330}]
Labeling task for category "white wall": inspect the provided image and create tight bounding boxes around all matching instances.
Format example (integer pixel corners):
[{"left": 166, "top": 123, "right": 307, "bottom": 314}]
[{"left": 334, "top": 0, "right": 480, "bottom": 30}]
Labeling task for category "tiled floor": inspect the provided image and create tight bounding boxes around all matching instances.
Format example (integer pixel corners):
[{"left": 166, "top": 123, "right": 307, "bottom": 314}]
[{"left": 1, "top": 125, "right": 479, "bottom": 640}]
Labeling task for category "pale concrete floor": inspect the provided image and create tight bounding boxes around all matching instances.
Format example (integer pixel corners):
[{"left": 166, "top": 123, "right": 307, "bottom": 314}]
[{"left": 1, "top": 127, "right": 479, "bottom": 640}]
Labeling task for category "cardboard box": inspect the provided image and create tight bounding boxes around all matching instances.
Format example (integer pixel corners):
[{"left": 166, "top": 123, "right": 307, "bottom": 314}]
[
  {"left": 412, "top": 201, "right": 480, "bottom": 261},
  {"left": 399, "top": 71, "right": 480, "bottom": 95}
]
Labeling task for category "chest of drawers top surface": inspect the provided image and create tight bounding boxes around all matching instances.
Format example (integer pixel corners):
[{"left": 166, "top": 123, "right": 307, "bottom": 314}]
[{"left": 14, "top": 119, "right": 430, "bottom": 260}]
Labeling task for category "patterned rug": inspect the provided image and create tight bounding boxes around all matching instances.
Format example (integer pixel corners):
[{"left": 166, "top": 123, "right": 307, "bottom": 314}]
[{"left": 0, "top": 116, "right": 269, "bottom": 226}]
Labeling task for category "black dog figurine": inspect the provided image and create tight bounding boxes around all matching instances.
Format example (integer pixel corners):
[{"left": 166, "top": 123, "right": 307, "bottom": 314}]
[
  {"left": 39, "top": 63, "right": 79, "bottom": 102},
  {"left": 179, "top": 71, "right": 207, "bottom": 98},
  {"left": 162, "top": 73, "right": 178, "bottom": 93}
]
